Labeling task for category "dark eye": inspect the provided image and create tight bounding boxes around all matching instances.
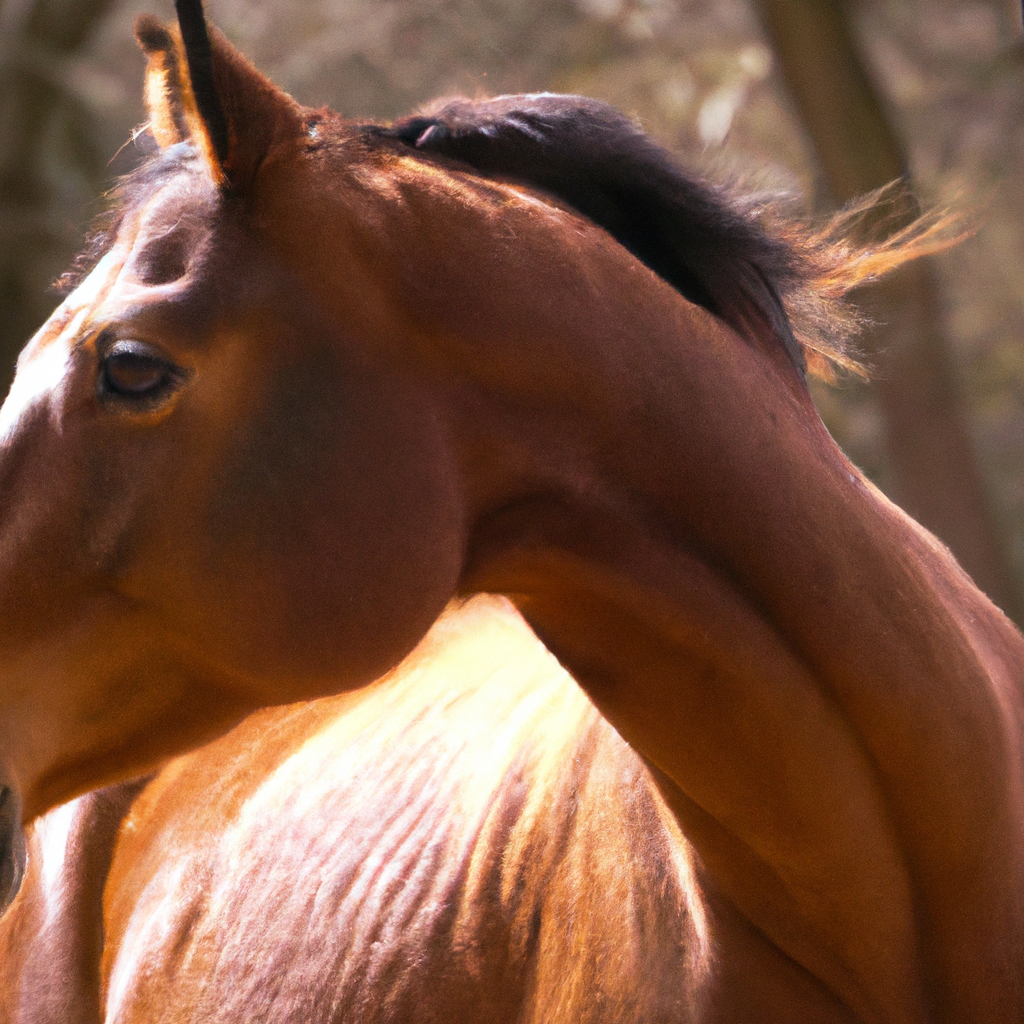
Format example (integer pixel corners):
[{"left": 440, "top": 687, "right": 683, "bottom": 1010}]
[{"left": 99, "top": 340, "right": 185, "bottom": 403}]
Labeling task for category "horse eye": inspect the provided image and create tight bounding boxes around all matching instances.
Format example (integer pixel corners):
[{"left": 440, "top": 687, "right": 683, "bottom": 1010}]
[{"left": 99, "top": 341, "right": 183, "bottom": 403}]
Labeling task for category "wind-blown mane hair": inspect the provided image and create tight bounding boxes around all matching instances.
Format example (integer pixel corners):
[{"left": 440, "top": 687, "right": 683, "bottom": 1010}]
[
  {"left": 64, "top": 92, "right": 961, "bottom": 382},
  {"left": 376, "top": 93, "right": 963, "bottom": 380},
  {"left": 56, "top": 139, "right": 193, "bottom": 296}
]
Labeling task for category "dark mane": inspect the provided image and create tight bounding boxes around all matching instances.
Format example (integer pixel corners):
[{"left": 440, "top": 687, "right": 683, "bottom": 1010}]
[
  {"left": 375, "top": 95, "right": 811, "bottom": 375},
  {"left": 374, "top": 94, "right": 960, "bottom": 381},
  {"left": 62, "top": 95, "right": 957, "bottom": 381}
]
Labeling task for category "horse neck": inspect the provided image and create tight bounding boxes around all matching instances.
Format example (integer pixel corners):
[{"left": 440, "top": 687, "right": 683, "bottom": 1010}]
[{"left": 453, "top": 292, "right": 1024, "bottom": 1024}]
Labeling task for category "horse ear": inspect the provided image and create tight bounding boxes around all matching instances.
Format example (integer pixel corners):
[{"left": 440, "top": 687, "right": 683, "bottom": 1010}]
[{"left": 134, "top": 1, "right": 302, "bottom": 189}]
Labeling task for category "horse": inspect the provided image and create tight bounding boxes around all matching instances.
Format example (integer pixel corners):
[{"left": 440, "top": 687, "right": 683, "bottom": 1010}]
[{"left": 0, "top": 1, "right": 1022, "bottom": 1020}]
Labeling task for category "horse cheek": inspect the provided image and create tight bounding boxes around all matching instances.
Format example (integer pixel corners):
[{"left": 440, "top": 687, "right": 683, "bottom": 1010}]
[{"left": 199, "top": 349, "right": 462, "bottom": 691}]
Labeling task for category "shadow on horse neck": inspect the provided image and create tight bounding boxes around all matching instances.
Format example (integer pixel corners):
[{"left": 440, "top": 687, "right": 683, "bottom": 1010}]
[{"left": 0, "top": 4, "right": 1021, "bottom": 1023}]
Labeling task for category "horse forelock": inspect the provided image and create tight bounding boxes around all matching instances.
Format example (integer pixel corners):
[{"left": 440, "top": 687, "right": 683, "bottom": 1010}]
[{"left": 55, "top": 141, "right": 203, "bottom": 300}]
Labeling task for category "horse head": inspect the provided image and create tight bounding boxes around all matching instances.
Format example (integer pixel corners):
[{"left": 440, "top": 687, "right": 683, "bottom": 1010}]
[{"left": 0, "top": 7, "right": 469, "bottom": 834}]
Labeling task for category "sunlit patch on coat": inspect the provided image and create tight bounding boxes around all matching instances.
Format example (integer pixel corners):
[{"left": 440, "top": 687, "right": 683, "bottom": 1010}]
[
  {"left": 34, "top": 800, "right": 79, "bottom": 927},
  {"left": 100, "top": 599, "right": 711, "bottom": 1022}
]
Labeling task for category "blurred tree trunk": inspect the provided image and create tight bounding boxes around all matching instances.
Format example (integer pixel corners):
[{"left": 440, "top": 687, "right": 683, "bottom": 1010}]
[
  {"left": 0, "top": 0, "right": 116, "bottom": 387},
  {"left": 754, "top": 0, "right": 1023, "bottom": 626}
]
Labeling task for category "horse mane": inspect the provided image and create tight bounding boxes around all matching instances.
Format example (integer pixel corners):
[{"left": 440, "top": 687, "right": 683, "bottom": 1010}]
[
  {"left": 375, "top": 94, "right": 963, "bottom": 380},
  {"left": 61, "top": 94, "right": 962, "bottom": 382}
]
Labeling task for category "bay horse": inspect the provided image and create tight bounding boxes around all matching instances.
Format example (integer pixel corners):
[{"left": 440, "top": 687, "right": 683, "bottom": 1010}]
[{"left": 0, "top": 1, "right": 1022, "bottom": 1021}]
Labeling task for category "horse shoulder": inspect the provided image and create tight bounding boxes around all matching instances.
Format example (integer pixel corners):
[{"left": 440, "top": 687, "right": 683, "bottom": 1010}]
[{"left": 94, "top": 598, "right": 704, "bottom": 1023}]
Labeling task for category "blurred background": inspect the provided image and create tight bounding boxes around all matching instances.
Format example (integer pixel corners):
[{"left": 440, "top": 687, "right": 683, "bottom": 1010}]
[{"left": 1, "top": 0, "right": 1023, "bottom": 622}]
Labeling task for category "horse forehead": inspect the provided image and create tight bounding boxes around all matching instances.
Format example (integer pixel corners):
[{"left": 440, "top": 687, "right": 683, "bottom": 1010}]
[
  {"left": 0, "top": 251, "right": 119, "bottom": 444},
  {"left": 123, "top": 174, "right": 218, "bottom": 262},
  {"left": 0, "top": 175, "right": 219, "bottom": 443}
]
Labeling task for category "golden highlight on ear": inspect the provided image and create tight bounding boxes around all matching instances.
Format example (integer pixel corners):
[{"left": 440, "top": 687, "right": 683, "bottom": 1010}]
[
  {"left": 135, "top": 15, "right": 189, "bottom": 151},
  {"left": 133, "top": 12, "right": 303, "bottom": 190},
  {"left": 135, "top": 14, "right": 227, "bottom": 185}
]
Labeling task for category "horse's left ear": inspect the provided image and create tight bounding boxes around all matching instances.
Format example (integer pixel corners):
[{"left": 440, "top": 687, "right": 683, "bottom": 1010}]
[{"left": 134, "top": 0, "right": 302, "bottom": 189}]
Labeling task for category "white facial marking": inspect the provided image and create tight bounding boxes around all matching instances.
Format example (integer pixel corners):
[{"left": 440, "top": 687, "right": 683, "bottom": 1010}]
[
  {"left": 0, "top": 250, "right": 120, "bottom": 443},
  {"left": 63, "top": 248, "right": 121, "bottom": 311},
  {"left": 0, "top": 339, "right": 70, "bottom": 443}
]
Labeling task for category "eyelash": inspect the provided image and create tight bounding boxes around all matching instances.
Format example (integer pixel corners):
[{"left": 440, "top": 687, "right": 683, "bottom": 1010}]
[{"left": 97, "top": 340, "right": 187, "bottom": 404}]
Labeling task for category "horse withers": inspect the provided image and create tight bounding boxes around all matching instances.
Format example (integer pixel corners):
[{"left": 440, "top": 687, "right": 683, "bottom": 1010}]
[{"left": 0, "top": 1, "right": 1022, "bottom": 1021}]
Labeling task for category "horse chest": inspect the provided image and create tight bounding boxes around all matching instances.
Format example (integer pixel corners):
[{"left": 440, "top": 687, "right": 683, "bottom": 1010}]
[{"left": 91, "top": 601, "right": 704, "bottom": 1024}]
